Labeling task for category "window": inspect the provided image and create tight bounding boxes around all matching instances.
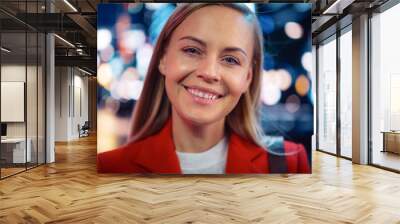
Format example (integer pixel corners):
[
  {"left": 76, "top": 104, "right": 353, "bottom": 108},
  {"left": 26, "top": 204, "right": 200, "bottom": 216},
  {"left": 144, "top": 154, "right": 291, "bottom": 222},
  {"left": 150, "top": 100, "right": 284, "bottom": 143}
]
[
  {"left": 339, "top": 28, "right": 352, "bottom": 158},
  {"left": 0, "top": 0, "right": 47, "bottom": 179},
  {"left": 370, "top": 3, "right": 400, "bottom": 171},
  {"left": 317, "top": 36, "right": 337, "bottom": 154}
]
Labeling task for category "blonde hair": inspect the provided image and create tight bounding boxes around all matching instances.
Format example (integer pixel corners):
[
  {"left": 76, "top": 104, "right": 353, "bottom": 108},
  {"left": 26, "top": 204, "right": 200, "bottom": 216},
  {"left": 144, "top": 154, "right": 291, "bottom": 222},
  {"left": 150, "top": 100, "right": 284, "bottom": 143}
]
[{"left": 129, "top": 3, "right": 265, "bottom": 147}]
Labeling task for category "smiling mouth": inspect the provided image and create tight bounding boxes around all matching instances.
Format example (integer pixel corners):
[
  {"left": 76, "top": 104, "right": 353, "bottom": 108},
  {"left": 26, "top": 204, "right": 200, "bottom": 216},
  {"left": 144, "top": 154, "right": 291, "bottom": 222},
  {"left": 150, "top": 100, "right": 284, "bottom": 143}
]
[{"left": 182, "top": 85, "right": 224, "bottom": 102}]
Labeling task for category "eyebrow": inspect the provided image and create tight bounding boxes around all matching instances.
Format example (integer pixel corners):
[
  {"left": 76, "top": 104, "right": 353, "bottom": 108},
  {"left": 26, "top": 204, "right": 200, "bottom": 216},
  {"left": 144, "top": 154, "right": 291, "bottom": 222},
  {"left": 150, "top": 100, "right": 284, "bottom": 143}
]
[{"left": 178, "top": 36, "right": 248, "bottom": 58}]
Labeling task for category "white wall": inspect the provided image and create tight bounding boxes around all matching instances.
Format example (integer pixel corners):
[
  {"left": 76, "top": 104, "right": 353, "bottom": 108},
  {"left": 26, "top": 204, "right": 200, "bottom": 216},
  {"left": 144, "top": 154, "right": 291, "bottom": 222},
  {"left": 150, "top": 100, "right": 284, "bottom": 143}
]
[
  {"left": 55, "top": 66, "right": 69, "bottom": 141},
  {"left": 55, "top": 67, "right": 89, "bottom": 141},
  {"left": 1, "top": 65, "right": 37, "bottom": 138},
  {"left": 1, "top": 64, "right": 46, "bottom": 164}
]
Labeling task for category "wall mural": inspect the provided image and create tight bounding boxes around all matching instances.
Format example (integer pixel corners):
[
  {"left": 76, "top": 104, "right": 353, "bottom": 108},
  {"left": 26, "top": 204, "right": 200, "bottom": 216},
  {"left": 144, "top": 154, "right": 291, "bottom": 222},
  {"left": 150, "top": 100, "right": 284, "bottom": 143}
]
[{"left": 97, "top": 3, "right": 313, "bottom": 174}]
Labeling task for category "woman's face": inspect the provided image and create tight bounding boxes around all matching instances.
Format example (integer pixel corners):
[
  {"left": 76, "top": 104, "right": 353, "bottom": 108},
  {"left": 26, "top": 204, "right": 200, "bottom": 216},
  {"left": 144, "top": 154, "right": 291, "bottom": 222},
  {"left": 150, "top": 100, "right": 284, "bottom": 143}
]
[{"left": 159, "top": 6, "right": 255, "bottom": 125}]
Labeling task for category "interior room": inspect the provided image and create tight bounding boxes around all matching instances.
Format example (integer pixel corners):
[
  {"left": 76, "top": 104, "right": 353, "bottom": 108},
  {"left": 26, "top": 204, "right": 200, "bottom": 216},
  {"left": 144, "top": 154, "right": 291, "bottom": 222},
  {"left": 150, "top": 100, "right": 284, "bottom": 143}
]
[
  {"left": 0, "top": 0, "right": 399, "bottom": 223},
  {"left": 370, "top": 2, "right": 400, "bottom": 171}
]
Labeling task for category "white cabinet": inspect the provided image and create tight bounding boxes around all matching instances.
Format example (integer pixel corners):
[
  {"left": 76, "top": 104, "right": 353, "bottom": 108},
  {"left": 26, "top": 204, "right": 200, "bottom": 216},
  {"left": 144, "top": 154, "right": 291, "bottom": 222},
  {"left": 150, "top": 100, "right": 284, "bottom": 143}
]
[{"left": 1, "top": 138, "right": 32, "bottom": 163}]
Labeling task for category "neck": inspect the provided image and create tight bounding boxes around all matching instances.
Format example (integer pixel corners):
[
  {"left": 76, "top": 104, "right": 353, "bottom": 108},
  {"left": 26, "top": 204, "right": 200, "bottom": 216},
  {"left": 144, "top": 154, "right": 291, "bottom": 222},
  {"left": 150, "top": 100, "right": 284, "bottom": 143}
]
[{"left": 172, "top": 111, "right": 225, "bottom": 153}]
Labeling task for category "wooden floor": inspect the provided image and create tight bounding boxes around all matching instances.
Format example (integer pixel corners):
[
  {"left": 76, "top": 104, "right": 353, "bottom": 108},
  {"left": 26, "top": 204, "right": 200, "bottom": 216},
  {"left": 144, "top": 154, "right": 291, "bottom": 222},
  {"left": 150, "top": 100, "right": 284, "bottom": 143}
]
[
  {"left": 373, "top": 150, "right": 400, "bottom": 171},
  {"left": 1, "top": 135, "right": 400, "bottom": 223},
  {"left": 1, "top": 163, "right": 45, "bottom": 178},
  {"left": 1, "top": 167, "right": 25, "bottom": 178}
]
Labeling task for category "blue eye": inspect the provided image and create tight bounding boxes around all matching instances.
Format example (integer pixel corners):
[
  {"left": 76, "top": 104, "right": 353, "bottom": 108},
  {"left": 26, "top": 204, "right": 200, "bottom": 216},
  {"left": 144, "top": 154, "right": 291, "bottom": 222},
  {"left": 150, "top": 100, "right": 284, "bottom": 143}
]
[
  {"left": 182, "top": 47, "right": 201, "bottom": 55},
  {"left": 223, "top": 56, "right": 240, "bottom": 65}
]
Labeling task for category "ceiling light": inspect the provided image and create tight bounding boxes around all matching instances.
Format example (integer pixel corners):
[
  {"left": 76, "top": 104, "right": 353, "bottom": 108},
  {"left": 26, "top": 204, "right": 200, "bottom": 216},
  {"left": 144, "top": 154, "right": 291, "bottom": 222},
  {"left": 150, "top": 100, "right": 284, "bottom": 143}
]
[
  {"left": 1, "top": 47, "right": 11, "bottom": 53},
  {"left": 323, "top": 0, "right": 341, "bottom": 14},
  {"left": 78, "top": 67, "right": 93, "bottom": 76},
  {"left": 54, "top": 34, "right": 75, "bottom": 48},
  {"left": 63, "top": 0, "right": 78, "bottom": 12},
  {"left": 322, "top": 0, "right": 354, "bottom": 15}
]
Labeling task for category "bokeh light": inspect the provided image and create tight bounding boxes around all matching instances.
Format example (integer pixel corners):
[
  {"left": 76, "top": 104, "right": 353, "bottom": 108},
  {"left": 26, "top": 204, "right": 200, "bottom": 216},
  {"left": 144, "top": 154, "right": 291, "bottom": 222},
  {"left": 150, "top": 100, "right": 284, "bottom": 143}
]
[
  {"left": 121, "top": 29, "right": 146, "bottom": 52},
  {"left": 98, "top": 63, "right": 113, "bottom": 89},
  {"left": 97, "top": 109, "right": 120, "bottom": 153},
  {"left": 284, "top": 22, "right": 303, "bottom": 39},
  {"left": 100, "top": 45, "right": 115, "bottom": 62},
  {"left": 263, "top": 70, "right": 279, "bottom": 86},
  {"left": 128, "top": 80, "right": 144, "bottom": 100},
  {"left": 295, "top": 75, "right": 310, "bottom": 96},
  {"left": 285, "top": 94, "right": 301, "bottom": 113},
  {"left": 109, "top": 58, "right": 124, "bottom": 78},
  {"left": 111, "top": 79, "right": 144, "bottom": 101},
  {"left": 261, "top": 71, "right": 282, "bottom": 105},
  {"left": 263, "top": 69, "right": 292, "bottom": 91},
  {"left": 276, "top": 69, "right": 292, "bottom": 91},
  {"left": 136, "top": 43, "right": 154, "bottom": 79},
  {"left": 145, "top": 3, "right": 167, "bottom": 10},
  {"left": 301, "top": 51, "right": 312, "bottom": 72},
  {"left": 120, "top": 68, "right": 143, "bottom": 100},
  {"left": 97, "top": 29, "right": 112, "bottom": 51},
  {"left": 122, "top": 67, "right": 140, "bottom": 80}
]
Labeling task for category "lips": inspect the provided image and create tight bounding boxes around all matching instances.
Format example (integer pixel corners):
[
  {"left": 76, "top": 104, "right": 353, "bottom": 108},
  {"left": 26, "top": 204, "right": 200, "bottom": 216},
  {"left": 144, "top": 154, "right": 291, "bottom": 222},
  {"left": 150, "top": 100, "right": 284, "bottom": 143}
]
[{"left": 182, "top": 85, "right": 224, "bottom": 102}]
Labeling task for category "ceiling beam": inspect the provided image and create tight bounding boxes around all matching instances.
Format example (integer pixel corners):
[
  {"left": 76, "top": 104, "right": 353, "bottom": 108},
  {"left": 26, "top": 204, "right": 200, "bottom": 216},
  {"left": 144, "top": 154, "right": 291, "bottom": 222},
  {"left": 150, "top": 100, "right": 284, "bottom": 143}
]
[
  {"left": 55, "top": 55, "right": 96, "bottom": 70},
  {"left": 322, "top": 0, "right": 356, "bottom": 14},
  {"left": 67, "top": 13, "right": 96, "bottom": 44}
]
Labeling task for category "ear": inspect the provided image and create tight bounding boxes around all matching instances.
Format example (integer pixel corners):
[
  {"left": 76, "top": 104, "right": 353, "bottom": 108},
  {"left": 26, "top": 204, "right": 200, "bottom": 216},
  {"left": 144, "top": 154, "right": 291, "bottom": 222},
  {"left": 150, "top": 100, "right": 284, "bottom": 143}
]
[{"left": 158, "top": 55, "right": 166, "bottom": 76}]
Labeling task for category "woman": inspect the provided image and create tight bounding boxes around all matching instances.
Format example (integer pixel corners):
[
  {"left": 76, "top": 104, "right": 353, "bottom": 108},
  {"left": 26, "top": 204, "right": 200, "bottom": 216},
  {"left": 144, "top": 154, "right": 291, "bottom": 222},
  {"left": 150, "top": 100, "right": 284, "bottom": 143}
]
[{"left": 97, "top": 3, "right": 310, "bottom": 174}]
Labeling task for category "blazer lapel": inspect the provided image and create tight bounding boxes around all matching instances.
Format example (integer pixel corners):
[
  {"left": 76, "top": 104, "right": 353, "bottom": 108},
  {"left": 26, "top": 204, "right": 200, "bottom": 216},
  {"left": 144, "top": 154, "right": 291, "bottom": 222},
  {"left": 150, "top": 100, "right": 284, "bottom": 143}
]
[
  {"left": 133, "top": 119, "right": 267, "bottom": 174},
  {"left": 225, "top": 133, "right": 267, "bottom": 174},
  {"left": 133, "top": 118, "right": 182, "bottom": 174}
]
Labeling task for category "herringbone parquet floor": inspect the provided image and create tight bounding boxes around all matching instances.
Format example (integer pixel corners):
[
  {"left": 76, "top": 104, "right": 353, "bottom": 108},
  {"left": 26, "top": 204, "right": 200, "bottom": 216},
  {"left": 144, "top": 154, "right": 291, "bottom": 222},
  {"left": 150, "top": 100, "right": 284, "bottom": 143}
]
[{"left": 1, "top": 135, "right": 400, "bottom": 223}]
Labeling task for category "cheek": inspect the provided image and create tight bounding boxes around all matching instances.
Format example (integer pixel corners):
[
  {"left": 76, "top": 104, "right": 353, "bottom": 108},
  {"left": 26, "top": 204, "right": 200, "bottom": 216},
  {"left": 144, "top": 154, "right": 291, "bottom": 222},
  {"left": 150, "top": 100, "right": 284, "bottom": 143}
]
[
  {"left": 164, "top": 79, "right": 172, "bottom": 99},
  {"left": 164, "top": 78, "right": 179, "bottom": 107},
  {"left": 163, "top": 52, "right": 197, "bottom": 80},
  {"left": 224, "top": 73, "right": 250, "bottom": 96}
]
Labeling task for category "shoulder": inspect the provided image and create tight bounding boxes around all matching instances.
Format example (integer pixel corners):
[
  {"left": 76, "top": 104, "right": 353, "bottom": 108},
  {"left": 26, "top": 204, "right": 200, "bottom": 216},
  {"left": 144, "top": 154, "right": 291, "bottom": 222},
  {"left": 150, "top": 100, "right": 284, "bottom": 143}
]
[
  {"left": 227, "top": 133, "right": 268, "bottom": 173},
  {"left": 228, "top": 135, "right": 310, "bottom": 174},
  {"left": 97, "top": 137, "right": 151, "bottom": 173},
  {"left": 283, "top": 140, "right": 311, "bottom": 173}
]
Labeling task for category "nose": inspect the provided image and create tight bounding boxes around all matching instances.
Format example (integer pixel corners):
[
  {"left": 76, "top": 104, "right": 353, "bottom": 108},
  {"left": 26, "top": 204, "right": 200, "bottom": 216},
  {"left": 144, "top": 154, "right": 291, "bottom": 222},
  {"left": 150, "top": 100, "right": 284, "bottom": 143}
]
[{"left": 196, "top": 56, "right": 220, "bottom": 83}]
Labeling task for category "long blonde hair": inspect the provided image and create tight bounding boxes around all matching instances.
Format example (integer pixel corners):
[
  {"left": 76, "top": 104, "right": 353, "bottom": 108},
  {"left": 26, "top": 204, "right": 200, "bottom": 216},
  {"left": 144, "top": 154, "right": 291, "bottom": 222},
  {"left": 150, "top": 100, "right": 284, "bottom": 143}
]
[{"left": 129, "top": 3, "right": 265, "bottom": 147}]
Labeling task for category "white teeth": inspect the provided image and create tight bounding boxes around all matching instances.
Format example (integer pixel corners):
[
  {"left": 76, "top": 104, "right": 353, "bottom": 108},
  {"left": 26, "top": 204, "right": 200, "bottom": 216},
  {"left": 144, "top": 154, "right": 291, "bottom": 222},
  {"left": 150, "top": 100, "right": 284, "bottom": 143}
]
[{"left": 187, "top": 87, "right": 218, "bottom": 100}]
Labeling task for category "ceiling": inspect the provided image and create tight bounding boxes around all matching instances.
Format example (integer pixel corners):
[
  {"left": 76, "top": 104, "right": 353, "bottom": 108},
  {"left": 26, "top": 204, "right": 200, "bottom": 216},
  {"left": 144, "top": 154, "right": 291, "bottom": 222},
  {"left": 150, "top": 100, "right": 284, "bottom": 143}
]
[{"left": 0, "top": 0, "right": 391, "bottom": 74}]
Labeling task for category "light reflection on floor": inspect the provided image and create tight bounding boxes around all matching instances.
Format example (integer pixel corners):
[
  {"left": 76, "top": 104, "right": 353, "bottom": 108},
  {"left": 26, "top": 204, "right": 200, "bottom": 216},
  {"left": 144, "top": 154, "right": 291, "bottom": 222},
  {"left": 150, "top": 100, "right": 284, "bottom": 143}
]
[{"left": 372, "top": 150, "right": 400, "bottom": 171}]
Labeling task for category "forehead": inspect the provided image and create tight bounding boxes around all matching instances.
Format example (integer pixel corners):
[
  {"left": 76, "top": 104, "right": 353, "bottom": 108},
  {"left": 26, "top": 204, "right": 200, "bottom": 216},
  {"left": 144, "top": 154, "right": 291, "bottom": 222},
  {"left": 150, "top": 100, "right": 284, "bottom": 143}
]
[{"left": 169, "top": 5, "right": 254, "bottom": 51}]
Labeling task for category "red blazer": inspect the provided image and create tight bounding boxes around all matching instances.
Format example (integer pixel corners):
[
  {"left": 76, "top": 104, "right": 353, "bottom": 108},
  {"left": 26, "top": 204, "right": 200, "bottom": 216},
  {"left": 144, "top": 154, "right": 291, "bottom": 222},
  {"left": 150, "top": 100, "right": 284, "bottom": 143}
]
[{"left": 97, "top": 119, "right": 310, "bottom": 174}]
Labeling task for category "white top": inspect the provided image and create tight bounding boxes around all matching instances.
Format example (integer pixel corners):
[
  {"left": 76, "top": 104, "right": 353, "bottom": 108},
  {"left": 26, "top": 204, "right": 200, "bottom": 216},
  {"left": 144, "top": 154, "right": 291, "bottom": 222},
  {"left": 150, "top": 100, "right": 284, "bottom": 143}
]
[{"left": 176, "top": 137, "right": 228, "bottom": 174}]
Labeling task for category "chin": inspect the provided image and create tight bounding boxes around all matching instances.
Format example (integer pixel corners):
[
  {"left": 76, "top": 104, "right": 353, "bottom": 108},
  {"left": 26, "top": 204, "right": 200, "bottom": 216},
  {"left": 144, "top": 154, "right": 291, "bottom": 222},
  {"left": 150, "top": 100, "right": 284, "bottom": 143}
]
[{"left": 180, "top": 110, "right": 223, "bottom": 126}]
